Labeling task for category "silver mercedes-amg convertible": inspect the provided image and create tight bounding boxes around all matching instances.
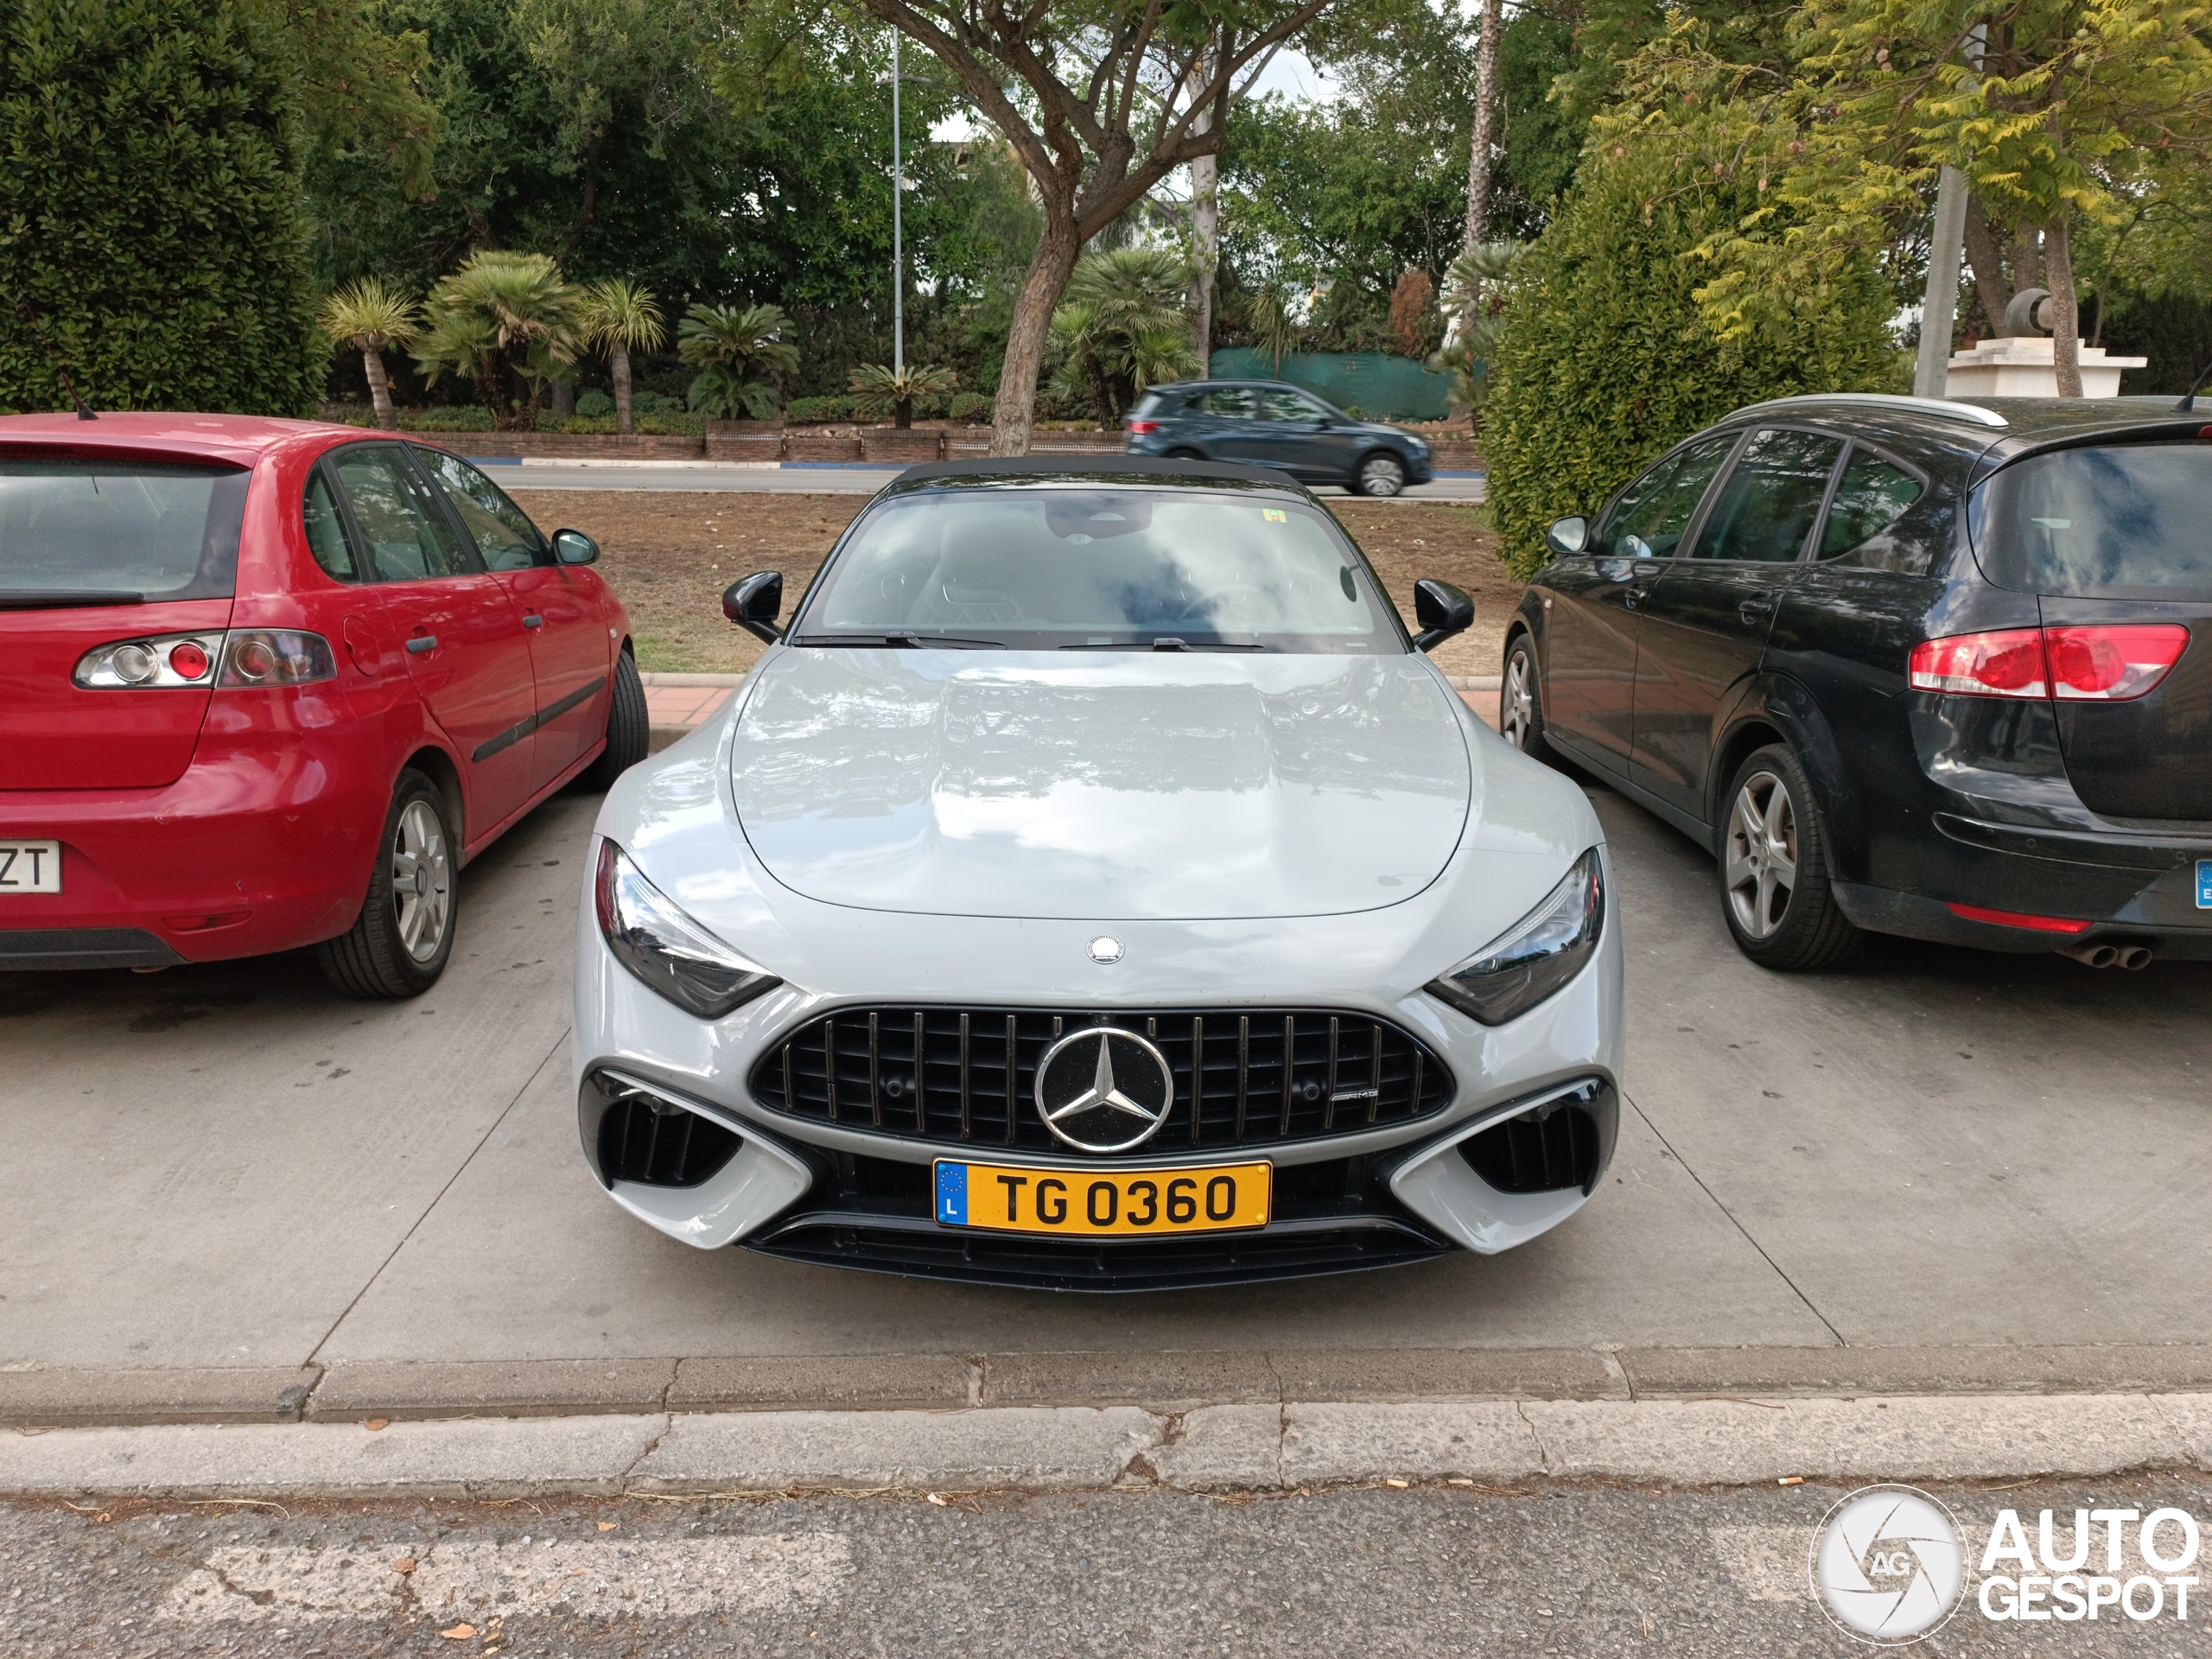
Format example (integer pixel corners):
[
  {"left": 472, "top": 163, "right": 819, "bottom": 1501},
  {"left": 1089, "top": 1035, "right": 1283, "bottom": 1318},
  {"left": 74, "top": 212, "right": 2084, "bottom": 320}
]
[{"left": 573, "top": 457, "right": 1622, "bottom": 1289}]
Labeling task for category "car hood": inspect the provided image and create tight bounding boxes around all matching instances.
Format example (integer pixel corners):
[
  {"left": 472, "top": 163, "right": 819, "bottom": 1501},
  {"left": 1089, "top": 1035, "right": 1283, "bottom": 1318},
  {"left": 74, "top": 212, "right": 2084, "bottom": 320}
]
[{"left": 728, "top": 649, "right": 1475, "bottom": 921}]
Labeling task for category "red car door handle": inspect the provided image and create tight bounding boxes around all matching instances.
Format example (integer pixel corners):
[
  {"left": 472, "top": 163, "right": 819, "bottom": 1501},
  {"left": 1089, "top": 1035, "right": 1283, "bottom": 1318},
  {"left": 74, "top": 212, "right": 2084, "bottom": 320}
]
[
  {"left": 522, "top": 613, "right": 543, "bottom": 628},
  {"left": 405, "top": 635, "right": 438, "bottom": 654}
]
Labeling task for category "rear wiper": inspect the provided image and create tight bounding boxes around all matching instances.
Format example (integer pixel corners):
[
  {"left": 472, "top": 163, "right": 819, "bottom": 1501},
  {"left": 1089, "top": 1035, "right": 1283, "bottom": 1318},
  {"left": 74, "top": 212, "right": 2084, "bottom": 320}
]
[
  {"left": 791, "top": 632, "right": 1005, "bottom": 649},
  {"left": 0, "top": 589, "right": 147, "bottom": 610}
]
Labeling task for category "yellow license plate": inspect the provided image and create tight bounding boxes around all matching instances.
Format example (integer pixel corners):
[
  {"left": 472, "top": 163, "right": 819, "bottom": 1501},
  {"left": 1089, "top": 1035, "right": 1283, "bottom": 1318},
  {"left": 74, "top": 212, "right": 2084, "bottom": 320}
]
[{"left": 932, "top": 1160, "right": 1271, "bottom": 1236}]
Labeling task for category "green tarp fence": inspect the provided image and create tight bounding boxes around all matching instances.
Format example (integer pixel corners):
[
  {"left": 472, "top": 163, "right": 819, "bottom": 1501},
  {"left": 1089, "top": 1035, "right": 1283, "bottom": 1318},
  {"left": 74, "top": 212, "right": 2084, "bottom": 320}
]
[{"left": 1206, "top": 348, "right": 1455, "bottom": 422}]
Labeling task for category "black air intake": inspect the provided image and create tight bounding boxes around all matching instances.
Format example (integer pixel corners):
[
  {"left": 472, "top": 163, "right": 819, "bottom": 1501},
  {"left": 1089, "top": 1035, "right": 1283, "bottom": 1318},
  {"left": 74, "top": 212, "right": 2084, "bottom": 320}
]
[
  {"left": 1461, "top": 1089, "right": 1603, "bottom": 1194},
  {"left": 591, "top": 1078, "right": 742, "bottom": 1188}
]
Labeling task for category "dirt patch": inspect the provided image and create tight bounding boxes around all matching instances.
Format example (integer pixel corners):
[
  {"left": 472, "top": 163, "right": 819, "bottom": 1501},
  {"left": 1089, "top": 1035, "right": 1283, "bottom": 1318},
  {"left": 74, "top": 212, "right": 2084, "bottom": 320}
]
[{"left": 509, "top": 491, "right": 1522, "bottom": 680}]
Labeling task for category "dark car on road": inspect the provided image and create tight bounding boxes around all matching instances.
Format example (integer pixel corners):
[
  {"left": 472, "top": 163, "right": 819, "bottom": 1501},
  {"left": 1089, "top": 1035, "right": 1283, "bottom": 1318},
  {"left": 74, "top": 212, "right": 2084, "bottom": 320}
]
[
  {"left": 1503, "top": 392, "right": 2212, "bottom": 970},
  {"left": 1123, "top": 380, "right": 1434, "bottom": 496}
]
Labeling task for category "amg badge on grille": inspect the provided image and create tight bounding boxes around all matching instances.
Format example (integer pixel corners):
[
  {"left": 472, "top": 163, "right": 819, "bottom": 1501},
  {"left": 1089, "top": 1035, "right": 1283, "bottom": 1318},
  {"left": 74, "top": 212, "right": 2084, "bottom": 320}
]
[{"left": 1033, "top": 1026, "right": 1173, "bottom": 1153}]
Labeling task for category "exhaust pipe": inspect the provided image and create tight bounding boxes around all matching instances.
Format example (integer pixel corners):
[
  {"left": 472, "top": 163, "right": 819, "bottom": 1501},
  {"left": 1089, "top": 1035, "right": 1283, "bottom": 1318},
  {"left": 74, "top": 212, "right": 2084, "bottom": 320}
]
[
  {"left": 2056, "top": 939, "right": 2156, "bottom": 970},
  {"left": 2058, "top": 942, "right": 2120, "bottom": 969}
]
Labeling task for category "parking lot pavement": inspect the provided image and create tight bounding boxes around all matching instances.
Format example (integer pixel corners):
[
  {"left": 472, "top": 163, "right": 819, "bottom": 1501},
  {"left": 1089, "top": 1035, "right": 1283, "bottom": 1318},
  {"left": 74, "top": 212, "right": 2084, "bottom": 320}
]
[
  {"left": 8, "top": 1474, "right": 2209, "bottom": 1657},
  {"left": 4, "top": 777, "right": 2209, "bottom": 1421}
]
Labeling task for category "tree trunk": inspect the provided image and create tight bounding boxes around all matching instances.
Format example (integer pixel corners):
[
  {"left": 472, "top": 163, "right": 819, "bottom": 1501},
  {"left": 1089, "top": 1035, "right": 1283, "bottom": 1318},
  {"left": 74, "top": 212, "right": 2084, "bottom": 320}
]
[
  {"left": 2044, "top": 213, "right": 2083, "bottom": 398},
  {"left": 1456, "top": 0, "right": 1504, "bottom": 335},
  {"left": 1185, "top": 48, "right": 1219, "bottom": 375},
  {"left": 2008, "top": 224, "right": 2042, "bottom": 300},
  {"left": 894, "top": 396, "right": 912, "bottom": 429},
  {"left": 990, "top": 216, "right": 1081, "bottom": 457},
  {"left": 1961, "top": 195, "right": 2011, "bottom": 337},
  {"left": 612, "top": 344, "right": 633, "bottom": 435},
  {"left": 550, "top": 378, "right": 574, "bottom": 416},
  {"left": 362, "top": 346, "right": 397, "bottom": 430}
]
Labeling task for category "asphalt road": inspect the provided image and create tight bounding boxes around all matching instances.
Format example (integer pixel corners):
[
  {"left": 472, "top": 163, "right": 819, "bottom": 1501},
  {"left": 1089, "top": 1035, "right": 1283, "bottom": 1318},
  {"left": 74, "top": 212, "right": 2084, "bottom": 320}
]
[
  {"left": 473, "top": 460, "right": 1490, "bottom": 500},
  {"left": 7, "top": 1475, "right": 2207, "bottom": 1656},
  {"left": 5, "top": 764, "right": 2209, "bottom": 1408}
]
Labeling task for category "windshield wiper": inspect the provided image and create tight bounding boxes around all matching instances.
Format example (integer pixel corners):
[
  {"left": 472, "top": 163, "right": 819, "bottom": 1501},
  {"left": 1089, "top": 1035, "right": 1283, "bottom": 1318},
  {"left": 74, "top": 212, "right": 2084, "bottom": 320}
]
[
  {"left": 791, "top": 632, "right": 1006, "bottom": 650},
  {"left": 1059, "top": 638, "right": 1270, "bottom": 652},
  {"left": 0, "top": 589, "right": 148, "bottom": 610}
]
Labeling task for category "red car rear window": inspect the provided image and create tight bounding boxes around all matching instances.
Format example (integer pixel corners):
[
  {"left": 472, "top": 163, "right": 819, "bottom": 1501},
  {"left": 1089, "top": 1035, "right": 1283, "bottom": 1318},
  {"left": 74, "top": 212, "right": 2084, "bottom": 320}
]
[{"left": 0, "top": 456, "right": 250, "bottom": 607}]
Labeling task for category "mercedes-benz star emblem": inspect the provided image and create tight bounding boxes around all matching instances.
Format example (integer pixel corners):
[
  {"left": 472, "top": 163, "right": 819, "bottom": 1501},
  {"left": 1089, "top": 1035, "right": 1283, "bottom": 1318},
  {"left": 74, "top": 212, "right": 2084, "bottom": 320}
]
[
  {"left": 1087, "top": 936, "right": 1123, "bottom": 963},
  {"left": 1033, "top": 1026, "right": 1173, "bottom": 1153}
]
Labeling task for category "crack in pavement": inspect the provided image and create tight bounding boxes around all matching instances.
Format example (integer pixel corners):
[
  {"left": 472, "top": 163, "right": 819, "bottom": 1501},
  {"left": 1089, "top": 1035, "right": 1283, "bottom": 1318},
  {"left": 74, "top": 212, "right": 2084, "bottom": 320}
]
[{"left": 1514, "top": 1399, "right": 1554, "bottom": 1476}]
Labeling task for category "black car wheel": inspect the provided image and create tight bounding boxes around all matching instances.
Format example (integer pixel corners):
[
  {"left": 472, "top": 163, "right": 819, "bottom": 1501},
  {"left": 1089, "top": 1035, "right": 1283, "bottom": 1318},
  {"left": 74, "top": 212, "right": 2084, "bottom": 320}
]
[
  {"left": 581, "top": 649, "right": 649, "bottom": 790},
  {"left": 1501, "top": 635, "right": 1549, "bottom": 759},
  {"left": 1718, "top": 744, "right": 1861, "bottom": 971},
  {"left": 1356, "top": 453, "right": 1406, "bottom": 497},
  {"left": 315, "top": 769, "right": 458, "bottom": 998}
]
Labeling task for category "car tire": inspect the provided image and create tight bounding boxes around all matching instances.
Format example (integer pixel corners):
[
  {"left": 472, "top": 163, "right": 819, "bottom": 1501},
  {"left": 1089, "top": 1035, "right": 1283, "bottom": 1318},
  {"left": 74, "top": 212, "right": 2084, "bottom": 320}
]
[
  {"left": 1717, "top": 743, "right": 1862, "bottom": 972},
  {"left": 316, "top": 769, "right": 458, "bottom": 999},
  {"left": 1500, "top": 634, "right": 1551, "bottom": 760},
  {"left": 580, "top": 649, "right": 649, "bottom": 791},
  {"left": 1356, "top": 453, "right": 1406, "bottom": 497},
  {"left": 1165, "top": 448, "right": 1205, "bottom": 461}
]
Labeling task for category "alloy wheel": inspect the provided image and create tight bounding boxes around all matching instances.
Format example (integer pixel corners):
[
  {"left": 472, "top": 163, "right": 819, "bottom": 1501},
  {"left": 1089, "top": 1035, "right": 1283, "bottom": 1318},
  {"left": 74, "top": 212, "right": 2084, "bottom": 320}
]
[
  {"left": 1359, "top": 455, "right": 1404, "bottom": 497},
  {"left": 1723, "top": 770, "right": 1798, "bottom": 939},
  {"left": 1503, "top": 652, "right": 1536, "bottom": 748},
  {"left": 389, "top": 798, "right": 453, "bottom": 963}
]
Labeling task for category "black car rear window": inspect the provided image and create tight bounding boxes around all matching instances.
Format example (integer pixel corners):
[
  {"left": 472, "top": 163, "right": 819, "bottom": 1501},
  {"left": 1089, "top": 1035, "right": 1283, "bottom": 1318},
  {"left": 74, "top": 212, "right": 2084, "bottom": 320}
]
[
  {"left": 1972, "top": 442, "right": 2212, "bottom": 600},
  {"left": 0, "top": 457, "right": 250, "bottom": 606}
]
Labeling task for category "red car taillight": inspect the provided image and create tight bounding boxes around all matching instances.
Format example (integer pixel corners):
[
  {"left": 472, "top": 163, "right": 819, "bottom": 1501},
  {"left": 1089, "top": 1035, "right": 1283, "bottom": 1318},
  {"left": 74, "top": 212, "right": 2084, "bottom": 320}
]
[
  {"left": 1126, "top": 420, "right": 1160, "bottom": 435},
  {"left": 1908, "top": 625, "right": 2188, "bottom": 702}
]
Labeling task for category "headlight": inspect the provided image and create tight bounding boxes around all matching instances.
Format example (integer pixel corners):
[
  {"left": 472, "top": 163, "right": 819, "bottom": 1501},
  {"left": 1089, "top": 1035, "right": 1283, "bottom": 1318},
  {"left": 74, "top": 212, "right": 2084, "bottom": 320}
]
[
  {"left": 1424, "top": 849, "right": 1604, "bottom": 1026},
  {"left": 594, "top": 841, "right": 782, "bottom": 1019}
]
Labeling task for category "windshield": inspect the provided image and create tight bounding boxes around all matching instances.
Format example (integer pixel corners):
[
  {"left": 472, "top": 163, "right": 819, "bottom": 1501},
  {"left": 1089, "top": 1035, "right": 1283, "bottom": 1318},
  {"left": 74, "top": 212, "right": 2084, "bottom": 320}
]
[
  {"left": 0, "top": 458, "right": 250, "bottom": 606},
  {"left": 1972, "top": 442, "right": 2212, "bottom": 600},
  {"left": 792, "top": 485, "right": 1404, "bottom": 652}
]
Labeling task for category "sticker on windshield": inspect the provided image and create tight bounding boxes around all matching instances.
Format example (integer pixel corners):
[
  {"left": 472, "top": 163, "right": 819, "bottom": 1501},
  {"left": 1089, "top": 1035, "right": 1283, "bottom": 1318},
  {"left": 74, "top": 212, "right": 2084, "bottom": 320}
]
[{"left": 1262, "top": 508, "right": 1287, "bottom": 523}]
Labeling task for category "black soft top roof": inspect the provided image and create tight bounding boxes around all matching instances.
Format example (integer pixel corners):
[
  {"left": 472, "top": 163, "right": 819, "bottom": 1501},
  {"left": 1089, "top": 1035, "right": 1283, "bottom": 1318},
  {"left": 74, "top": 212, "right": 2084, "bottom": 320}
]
[{"left": 887, "top": 454, "right": 1306, "bottom": 493}]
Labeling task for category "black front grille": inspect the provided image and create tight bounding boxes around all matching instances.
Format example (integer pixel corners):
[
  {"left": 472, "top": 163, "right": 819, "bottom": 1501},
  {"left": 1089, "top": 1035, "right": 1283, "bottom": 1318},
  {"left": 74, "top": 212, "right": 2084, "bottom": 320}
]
[
  {"left": 596, "top": 1090, "right": 743, "bottom": 1187},
  {"left": 747, "top": 1006, "right": 1452, "bottom": 1151},
  {"left": 1463, "top": 1098, "right": 1600, "bottom": 1194}
]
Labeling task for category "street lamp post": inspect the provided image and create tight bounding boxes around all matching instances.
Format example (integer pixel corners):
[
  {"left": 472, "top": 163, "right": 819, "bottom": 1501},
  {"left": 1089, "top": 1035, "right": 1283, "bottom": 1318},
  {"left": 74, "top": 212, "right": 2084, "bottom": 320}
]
[{"left": 892, "top": 32, "right": 903, "bottom": 377}]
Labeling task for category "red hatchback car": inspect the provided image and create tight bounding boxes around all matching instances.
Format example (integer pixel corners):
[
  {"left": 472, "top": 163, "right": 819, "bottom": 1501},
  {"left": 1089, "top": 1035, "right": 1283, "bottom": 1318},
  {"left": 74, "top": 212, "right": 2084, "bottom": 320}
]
[{"left": 1, "top": 414, "right": 647, "bottom": 996}]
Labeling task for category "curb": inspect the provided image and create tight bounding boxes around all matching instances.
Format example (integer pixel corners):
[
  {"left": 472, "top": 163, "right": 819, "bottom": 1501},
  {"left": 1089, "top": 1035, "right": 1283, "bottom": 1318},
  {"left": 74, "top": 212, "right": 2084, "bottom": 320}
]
[
  {"left": 16, "top": 1344, "right": 2212, "bottom": 1433},
  {"left": 6, "top": 1392, "right": 2208, "bottom": 1500}
]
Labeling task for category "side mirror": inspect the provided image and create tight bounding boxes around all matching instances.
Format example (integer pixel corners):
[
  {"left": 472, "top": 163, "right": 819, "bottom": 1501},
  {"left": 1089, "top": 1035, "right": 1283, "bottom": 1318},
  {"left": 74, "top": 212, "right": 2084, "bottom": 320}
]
[
  {"left": 1543, "top": 516, "right": 1588, "bottom": 558},
  {"left": 722, "top": 569, "right": 784, "bottom": 645},
  {"left": 1412, "top": 578, "right": 1474, "bottom": 653},
  {"left": 552, "top": 528, "right": 600, "bottom": 565}
]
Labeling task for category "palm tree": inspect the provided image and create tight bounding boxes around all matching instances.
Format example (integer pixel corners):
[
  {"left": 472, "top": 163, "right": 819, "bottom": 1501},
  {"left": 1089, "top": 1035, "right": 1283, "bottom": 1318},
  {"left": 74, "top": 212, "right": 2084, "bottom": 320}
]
[
  {"left": 577, "top": 280, "right": 666, "bottom": 435},
  {"left": 411, "top": 252, "right": 584, "bottom": 429},
  {"left": 1239, "top": 284, "right": 1300, "bottom": 380},
  {"left": 1046, "top": 248, "right": 1200, "bottom": 427},
  {"left": 1431, "top": 241, "right": 1521, "bottom": 430},
  {"left": 849, "top": 362, "right": 958, "bottom": 429},
  {"left": 318, "top": 280, "right": 421, "bottom": 431},
  {"left": 677, "top": 302, "right": 798, "bottom": 421}
]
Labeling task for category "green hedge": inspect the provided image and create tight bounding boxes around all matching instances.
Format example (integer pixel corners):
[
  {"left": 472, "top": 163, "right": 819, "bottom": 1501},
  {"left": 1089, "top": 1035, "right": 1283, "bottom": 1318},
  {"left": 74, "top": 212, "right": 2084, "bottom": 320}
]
[
  {"left": 0, "top": 0, "right": 321, "bottom": 415},
  {"left": 1484, "top": 136, "right": 1897, "bottom": 578}
]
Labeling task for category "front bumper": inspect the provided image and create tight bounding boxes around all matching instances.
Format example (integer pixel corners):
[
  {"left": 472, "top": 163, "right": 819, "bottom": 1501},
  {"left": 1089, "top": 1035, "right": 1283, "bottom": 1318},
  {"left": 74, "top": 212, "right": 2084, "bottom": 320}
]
[{"left": 573, "top": 874, "right": 1625, "bottom": 1289}]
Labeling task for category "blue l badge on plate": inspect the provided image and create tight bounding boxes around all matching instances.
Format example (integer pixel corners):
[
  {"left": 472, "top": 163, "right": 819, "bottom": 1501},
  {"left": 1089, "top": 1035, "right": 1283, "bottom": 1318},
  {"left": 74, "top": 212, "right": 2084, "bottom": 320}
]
[
  {"left": 935, "top": 1161, "right": 969, "bottom": 1224},
  {"left": 2198, "top": 858, "right": 2212, "bottom": 909}
]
